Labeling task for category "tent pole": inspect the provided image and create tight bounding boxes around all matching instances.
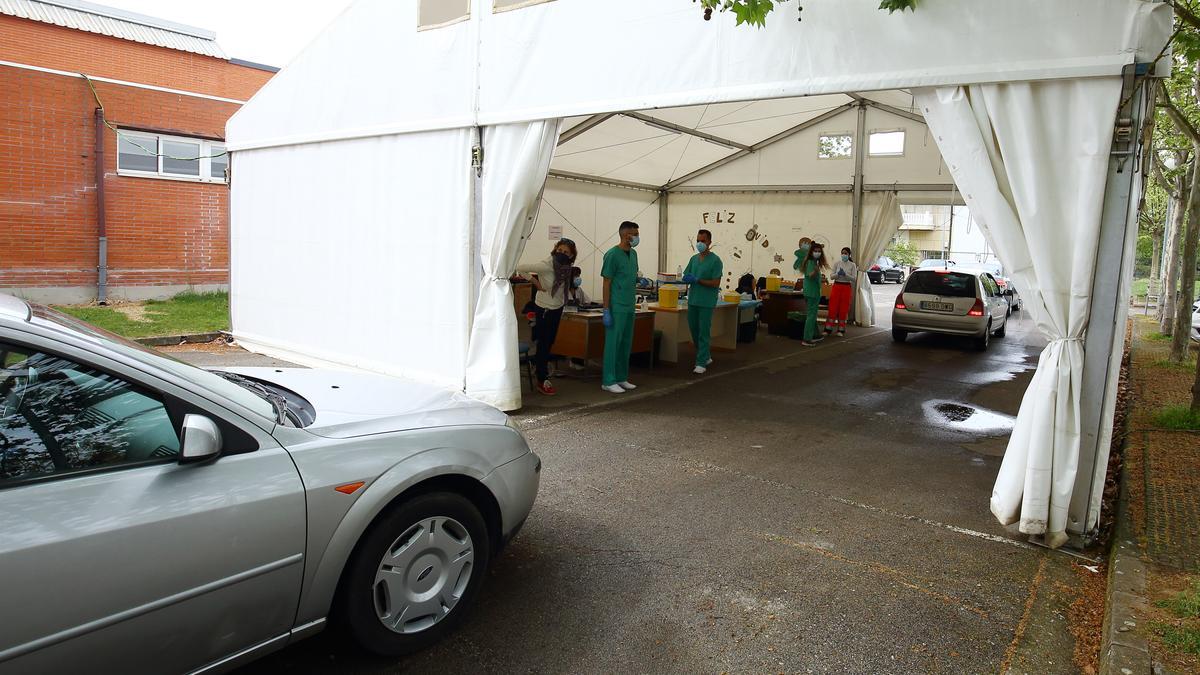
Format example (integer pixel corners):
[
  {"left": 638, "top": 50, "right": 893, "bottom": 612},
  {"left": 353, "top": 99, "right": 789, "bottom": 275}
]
[
  {"left": 658, "top": 190, "right": 669, "bottom": 274},
  {"left": 467, "top": 126, "right": 484, "bottom": 392},
  {"left": 1069, "top": 67, "right": 1147, "bottom": 544},
  {"left": 850, "top": 101, "right": 867, "bottom": 323}
]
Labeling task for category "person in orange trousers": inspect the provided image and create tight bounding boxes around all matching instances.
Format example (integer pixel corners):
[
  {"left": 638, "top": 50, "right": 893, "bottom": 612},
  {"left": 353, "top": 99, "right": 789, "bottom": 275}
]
[{"left": 825, "top": 246, "right": 858, "bottom": 337}]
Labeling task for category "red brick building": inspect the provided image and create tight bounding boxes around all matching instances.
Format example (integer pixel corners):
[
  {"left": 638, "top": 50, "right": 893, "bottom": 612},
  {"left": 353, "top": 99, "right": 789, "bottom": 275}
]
[{"left": 0, "top": 0, "right": 276, "bottom": 303}]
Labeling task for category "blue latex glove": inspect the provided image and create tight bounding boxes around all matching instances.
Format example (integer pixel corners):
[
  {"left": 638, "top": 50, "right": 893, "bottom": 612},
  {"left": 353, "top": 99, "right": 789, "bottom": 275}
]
[
  {"left": 682, "top": 274, "right": 698, "bottom": 284},
  {"left": 602, "top": 308, "right": 613, "bottom": 328}
]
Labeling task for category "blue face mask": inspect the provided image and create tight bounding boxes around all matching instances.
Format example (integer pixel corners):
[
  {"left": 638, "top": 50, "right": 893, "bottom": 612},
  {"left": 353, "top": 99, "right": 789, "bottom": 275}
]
[
  {"left": 812, "top": 251, "right": 822, "bottom": 260},
  {"left": 696, "top": 242, "right": 708, "bottom": 254},
  {"left": 841, "top": 254, "right": 850, "bottom": 262},
  {"left": 629, "top": 235, "right": 640, "bottom": 248},
  {"left": 572, "top": 277, "right": 582, "bottom": 288}
]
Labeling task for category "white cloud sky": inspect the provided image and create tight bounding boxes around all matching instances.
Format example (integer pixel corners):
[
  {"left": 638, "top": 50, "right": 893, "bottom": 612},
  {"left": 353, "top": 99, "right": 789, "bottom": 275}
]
[{"left": 90, "top": 0, "right": 356, "bottom": 67}]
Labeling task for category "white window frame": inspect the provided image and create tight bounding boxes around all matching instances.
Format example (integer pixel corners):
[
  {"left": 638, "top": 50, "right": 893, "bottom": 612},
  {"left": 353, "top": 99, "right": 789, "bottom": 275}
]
[
  {"left": 868, "top": 128, "right": 906, "bottom": 157},
  {"left": 494, "top": 0, "right": 556, "bottom": 13},
  {"left": 116, "top": 130, "right": 228, "bottom": 184},
  {"left": 817, "top": 132, "right": 854, "bottom": 160}
]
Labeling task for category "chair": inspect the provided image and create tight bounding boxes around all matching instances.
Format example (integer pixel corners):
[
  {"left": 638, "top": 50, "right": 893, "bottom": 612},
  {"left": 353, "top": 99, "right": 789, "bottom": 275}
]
[
  {"left": 1144, "top": 279, "right": 1162, "bottom": 315},
  {"left": 517, "top": 341, "right": 537, "bottom": 391}
]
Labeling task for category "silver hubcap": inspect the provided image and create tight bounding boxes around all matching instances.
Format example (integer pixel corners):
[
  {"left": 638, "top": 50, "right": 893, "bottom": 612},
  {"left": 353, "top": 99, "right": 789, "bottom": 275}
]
[{"left": 373, "top": 516, "right": 474, "bottom": 634}]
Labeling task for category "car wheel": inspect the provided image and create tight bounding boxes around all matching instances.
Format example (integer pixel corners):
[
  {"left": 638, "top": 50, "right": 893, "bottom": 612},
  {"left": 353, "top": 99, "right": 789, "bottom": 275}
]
[
  {"left": 892, "top": 328, "right": 908, "bottom": 343},
  {"left": 974, "top": 322, "right": 991, "bottom": 351},
  {"left": 994, "top": 318, "right": 1006, "bottom": 338},
  {"left": 337, "top": 491, "right": 491, "bottom": 656}
]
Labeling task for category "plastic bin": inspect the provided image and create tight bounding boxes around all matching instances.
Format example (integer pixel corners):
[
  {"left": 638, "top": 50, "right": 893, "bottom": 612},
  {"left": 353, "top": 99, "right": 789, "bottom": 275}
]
[{"left": 658, "top": 286, "right": 680, "bottom": 308}]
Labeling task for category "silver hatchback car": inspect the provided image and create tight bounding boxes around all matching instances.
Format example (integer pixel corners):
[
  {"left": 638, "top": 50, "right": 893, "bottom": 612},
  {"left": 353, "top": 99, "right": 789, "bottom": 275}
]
[
  {"left": 891, "top": 268, "right": 1010, "bottom": 350},
  {"left": 0, "top": 294, "right": 540, "bottom": 674}
]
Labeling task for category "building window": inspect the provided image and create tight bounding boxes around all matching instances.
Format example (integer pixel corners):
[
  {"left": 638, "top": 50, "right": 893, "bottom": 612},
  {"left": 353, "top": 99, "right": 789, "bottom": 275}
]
[
  {"left": 818, "top": 133, "right": 853, "bottom": 159},
  {"left": 419, "top": 0, "right": 470, "bottom": 29},
  {"left": 494, "top": 0, "right": 555, "bottom": 12},
  {"left": 868, "top": 129, "right": 906, "bottom": 156},
  {"left": 116, "top": 131, "right": 227, "bottom": 183}
]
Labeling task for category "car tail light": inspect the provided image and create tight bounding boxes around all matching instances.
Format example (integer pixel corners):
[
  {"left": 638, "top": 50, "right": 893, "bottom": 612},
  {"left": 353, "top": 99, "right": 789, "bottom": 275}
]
[
  {"left": 968, "top": 298, "right": 985, "bottom": 317},
  {"left": 871, "top": 265, "right": 881, "bottom": 271},
  {"left": 894, "top": 295, "right": 906, "bottom": 310}
]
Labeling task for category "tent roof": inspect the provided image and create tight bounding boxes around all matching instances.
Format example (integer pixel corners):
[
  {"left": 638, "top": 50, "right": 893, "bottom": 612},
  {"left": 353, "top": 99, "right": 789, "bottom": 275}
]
[
  {"left": 227, "top": 0, "right": 1170, "bottom": 153},
  {"left": 551, "top": 92, "right": 922, "bottom": 191}
]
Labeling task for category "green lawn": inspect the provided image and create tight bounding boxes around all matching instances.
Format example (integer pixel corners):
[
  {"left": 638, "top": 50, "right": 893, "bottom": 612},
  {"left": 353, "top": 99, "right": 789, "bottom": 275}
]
[
  {"left": 1132, "top": 277, "right": 1200, "bottom": 300},
  {"left": 53, "top": 291, "right": 229, "bottom": 339}
]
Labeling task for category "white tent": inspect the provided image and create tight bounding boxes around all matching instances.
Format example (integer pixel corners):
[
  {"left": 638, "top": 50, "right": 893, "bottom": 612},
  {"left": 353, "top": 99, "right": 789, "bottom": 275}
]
[{"left": 226, "top": 0, "right": 1171, "bottom": 548}]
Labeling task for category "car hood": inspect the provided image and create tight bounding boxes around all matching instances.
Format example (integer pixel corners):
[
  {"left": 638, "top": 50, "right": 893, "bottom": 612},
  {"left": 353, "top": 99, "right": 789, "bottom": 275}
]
[{"left": 215, "top": 367, "right": 508, "bottom": 438}]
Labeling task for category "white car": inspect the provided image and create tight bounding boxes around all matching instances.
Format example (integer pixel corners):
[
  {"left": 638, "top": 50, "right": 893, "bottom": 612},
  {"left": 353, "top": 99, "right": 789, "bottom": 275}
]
[
  {"left": 892, "top": 268, "right": 1010, "bottom": 351},
  {"left": 0, "top": 294, "right": 541, "bottom": 673},
  {"left": 1192, "top": 298, "right": 1199, "bottom": 342}
]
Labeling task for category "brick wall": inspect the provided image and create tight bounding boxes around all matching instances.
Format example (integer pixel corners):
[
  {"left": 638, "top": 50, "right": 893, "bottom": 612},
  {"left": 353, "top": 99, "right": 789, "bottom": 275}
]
[{"left": 0, "top": 14, "right": 274, "bottom": 300}]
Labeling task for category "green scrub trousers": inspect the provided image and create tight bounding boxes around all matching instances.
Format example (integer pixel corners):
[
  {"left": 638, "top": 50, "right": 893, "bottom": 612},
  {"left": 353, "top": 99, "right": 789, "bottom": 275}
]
[
  {"left": 803, "top": 293, "right": 821, "bottom": 341},
  {"left": 687, "top": 306, "right": 714, "bottom": 367},
  {"left": 603, "top": 310, "right": 635, "bottom": 386}
]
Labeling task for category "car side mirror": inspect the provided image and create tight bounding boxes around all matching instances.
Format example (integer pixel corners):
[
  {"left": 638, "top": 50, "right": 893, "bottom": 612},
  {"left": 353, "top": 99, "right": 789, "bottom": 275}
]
[{"left": 180, "top": 414, "right": 223, "bottom": 464}]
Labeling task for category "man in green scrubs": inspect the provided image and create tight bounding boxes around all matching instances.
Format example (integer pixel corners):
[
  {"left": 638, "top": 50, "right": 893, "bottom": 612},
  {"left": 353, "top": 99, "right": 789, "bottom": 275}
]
[
  {"left": 601, "top": 221, "right": 640, "bottom": 394},
  {"left": 682, "top": 229, "right": 723, "bottom": 374}
]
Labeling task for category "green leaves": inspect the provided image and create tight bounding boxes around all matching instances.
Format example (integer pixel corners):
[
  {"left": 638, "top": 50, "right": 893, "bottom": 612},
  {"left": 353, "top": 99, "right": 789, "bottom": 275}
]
[
  {"left": 732, "top": 0, "right": 775, "bottom": 27},
  {"left": 878, "top": 0, "right": 919, "bottom": 14}
]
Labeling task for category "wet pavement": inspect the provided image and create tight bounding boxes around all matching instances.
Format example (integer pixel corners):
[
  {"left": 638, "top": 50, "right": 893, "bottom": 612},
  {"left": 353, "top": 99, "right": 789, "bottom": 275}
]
[{"left": 225, "top": 299, "right": 1095, "bottom": 674}]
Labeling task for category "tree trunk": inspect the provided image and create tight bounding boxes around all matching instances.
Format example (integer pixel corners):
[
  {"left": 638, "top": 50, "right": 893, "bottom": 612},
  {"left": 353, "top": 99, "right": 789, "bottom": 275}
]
[
  {"left": 1161, "top": 171, "right": 1189, "bottom": 333},
  {"left": 1172, "top": 143, "right": 1200, "bottom": 363}
]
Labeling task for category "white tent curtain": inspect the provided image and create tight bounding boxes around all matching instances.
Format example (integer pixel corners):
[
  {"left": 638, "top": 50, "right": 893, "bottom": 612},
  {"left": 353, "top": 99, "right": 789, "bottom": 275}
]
[
  {"left": 465, "top": 120, "right": 562, "bottom": 410},
  {"left": 855, "top": 191, "right": 903, "bottom": 327},
  {"left": 914, "top": 78, "right": 1120, "bottom": 547}
]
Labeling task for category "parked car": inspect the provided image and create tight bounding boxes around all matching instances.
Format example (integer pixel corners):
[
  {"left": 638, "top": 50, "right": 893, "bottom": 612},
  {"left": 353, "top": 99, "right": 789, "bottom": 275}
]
[
  {"left": 1192, "top": 298, "right": 1200, "bottom": 342},
  {"left": 917, "top": 258, "right": 957, "bottom": 269},
  {"left": 0, "top": 293, "right": 540, "bottom": 673},
  {"left": 867, "top": 256, "right": 905, "bottom": 284},
  {"left": 977, "top": 261, "right": 1022, "bottom": 312},
  {"left": 891, "top": 268, "right": 1010, "bottom": 350}
]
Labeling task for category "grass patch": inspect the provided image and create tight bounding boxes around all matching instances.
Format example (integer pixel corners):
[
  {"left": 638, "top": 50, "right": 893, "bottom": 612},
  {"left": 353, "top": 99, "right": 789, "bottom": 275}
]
[
  {"left": 1132, "top": 277, "right": 1200, "bottom": 300},
  {"left": 53, "top": 291, "right": 229, "bottom": 339},
  {"left": 1158, "top": 580, "right": 1200, "bottom": 619},
  {"left": 1147, "top": 331, "right": 1174, "bottom": 342},
  {"left": 1154, "top": 623, "right": 1200, "bottom": 655},
  {"left": 1151, "top": 405, "right": 1200, "bottom": 430},
  {"left": 1152, "top": 357, "right": 1200, "bottom": 372}
]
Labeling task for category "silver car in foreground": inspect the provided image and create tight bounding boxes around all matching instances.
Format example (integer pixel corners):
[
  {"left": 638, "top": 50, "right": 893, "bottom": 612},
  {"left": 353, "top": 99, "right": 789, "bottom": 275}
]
[
  {"left": 891, "top": 268, "right": 1010, "bottom": 350},
  {"left": 0, "top": 294, "right": 540, "bottom": 674}
]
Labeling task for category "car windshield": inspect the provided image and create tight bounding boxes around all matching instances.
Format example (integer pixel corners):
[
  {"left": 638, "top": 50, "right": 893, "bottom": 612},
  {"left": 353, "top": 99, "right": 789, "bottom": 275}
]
[
  {"left": 905, "top": 271, "right": 977, "bottom": 297},
  {"left": 30, "top": 305, "right": 277, "bottom": 422}
]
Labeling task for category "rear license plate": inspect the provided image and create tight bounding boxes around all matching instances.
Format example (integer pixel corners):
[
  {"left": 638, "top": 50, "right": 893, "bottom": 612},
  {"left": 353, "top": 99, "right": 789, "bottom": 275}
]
[{"left": 920, "top": 301, "right": 955, "bottom": 312}]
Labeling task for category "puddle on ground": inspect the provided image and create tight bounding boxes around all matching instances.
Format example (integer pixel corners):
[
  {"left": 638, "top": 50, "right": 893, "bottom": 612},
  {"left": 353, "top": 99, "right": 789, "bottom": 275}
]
[{"left": 923, "top": 399, "right": 1015, "bottom": 434}]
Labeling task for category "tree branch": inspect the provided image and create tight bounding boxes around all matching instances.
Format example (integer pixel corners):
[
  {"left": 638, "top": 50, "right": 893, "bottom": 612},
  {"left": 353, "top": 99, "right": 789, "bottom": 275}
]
[
  {"left": 1160, "top": 88, "right": 1200, "bottom": 145},
  {"left": 1169, "top": 0, "right": 1200, "bottom": 32},
  {"left": 1153, "top": 151, "right": 1180, "bottom": 198}
]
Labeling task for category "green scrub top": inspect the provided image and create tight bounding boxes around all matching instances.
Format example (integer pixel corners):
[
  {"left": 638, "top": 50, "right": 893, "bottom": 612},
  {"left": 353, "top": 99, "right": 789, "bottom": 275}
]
[
  {"left": 802, "top": 259, "right": 822, "bottom": 298},
  {"left": 601, "top": 245, "right": 639, "bottom": 310},
  {"left": 684, "top": 252, "right": 723, "bottom": 308}
]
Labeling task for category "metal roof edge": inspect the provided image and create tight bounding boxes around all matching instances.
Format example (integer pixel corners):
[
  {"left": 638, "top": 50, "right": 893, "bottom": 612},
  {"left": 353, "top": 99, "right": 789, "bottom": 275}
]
[
  {"left": 229, "top": 58, "right": 280, "bottom": 73},
  {"left": 33, "top": 0, "right": 216, "bottom": 40}
]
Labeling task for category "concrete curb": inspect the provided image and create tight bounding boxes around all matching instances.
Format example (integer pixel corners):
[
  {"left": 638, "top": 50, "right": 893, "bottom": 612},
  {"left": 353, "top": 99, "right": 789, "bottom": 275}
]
[
  {"left": 1100, "top": 453, "right": 1151, "bottom": 675},
  {"left": 135, "top": 331, "right": 228, "bottom": 347}
]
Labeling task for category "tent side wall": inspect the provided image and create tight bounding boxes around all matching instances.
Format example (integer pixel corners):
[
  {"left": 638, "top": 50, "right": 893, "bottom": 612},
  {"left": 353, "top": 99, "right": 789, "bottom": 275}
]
[{"left": 230, "top": 129, "right": 474, "bottom": 387}]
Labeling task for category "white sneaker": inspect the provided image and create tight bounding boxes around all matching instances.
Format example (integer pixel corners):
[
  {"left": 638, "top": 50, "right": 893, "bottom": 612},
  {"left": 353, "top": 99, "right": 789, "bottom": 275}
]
[
  {"left": 693, "top": 366, "right": 707, "bottom": 374},
  {"left": 705, "top": 358, "right": 713, "bottom": 366},
  {"left": 617, "top": 381, "right": 637, "bottom": 390},
  {"left": 601, "top": 384, "right": 625, "bottom": 394}
]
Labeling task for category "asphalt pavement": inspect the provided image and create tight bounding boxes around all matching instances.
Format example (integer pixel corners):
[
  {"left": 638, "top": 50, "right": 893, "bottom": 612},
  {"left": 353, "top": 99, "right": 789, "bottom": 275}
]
[{"left": 231, "top": 294, "right": 1092, "bottom": 674}]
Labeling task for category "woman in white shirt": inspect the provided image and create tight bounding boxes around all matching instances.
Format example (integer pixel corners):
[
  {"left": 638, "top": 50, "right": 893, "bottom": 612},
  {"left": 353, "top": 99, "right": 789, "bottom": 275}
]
[
  {"left": 515, "top": 238, "right": 577, "bottom": 395},
  {"left": 824, "top": 247, "right": 858, "bottom": 337}
]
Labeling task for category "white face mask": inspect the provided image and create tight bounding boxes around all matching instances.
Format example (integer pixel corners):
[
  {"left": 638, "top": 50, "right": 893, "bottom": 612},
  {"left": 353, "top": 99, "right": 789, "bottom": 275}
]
[{"left": 812, "top": 251, "right": 822, "bottom": 260}]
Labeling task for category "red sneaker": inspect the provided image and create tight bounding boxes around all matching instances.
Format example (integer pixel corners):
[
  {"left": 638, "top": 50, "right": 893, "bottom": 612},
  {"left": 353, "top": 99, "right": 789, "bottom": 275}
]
[{"left": 536, "top": 380, "right": 557, "bottom": 396}]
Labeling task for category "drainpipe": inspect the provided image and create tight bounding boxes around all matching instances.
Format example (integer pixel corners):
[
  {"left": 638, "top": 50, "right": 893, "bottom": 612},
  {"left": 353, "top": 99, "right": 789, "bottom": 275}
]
[{"left": 94, "top": 107, "right": 108, "bottom": 304}]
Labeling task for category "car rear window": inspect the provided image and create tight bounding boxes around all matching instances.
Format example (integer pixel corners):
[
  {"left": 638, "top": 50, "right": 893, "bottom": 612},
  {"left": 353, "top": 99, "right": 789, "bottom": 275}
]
[{"left": 905, "top": 271, "right": 977, "bottom": 297}]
